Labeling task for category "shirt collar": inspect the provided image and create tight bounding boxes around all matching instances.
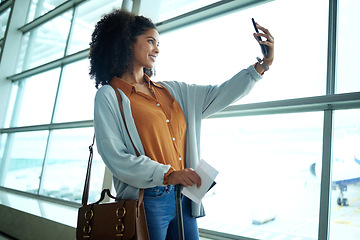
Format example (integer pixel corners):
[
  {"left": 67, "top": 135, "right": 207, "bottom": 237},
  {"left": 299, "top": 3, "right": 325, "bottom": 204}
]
[
  {"left": 144, "top": 74, "right": 165, "bottom": 89},
  {"left": 110, "top": 76, "right": 133, "bottom": 98},
  {"left": 110, "top": 74, "right": 164, "bottom": 98}
]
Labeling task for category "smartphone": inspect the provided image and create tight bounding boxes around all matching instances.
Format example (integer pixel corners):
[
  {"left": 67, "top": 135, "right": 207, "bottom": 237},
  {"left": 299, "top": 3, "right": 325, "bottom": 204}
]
[{"left": 252, "top": 18, "right": 268, "bottom": 58}]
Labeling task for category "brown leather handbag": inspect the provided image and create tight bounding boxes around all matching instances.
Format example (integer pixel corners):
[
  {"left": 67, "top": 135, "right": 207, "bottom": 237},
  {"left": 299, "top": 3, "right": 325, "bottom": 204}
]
[{"left": 76, "top": 85, "right": 150, "bottom": 240}]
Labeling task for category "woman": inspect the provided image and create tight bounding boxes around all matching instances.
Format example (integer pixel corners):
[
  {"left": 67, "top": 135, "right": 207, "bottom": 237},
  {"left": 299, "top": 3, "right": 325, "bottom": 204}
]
[{"left": 90, "top": 9, "right": 274, "bottom": 240}]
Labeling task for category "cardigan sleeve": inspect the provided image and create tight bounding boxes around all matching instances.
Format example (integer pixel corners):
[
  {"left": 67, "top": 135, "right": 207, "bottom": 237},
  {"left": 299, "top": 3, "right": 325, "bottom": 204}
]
[
  {"left": 201, "top": 65, "right": 261, "bottom": 118},
  {"left": 94, "top": 86, "right": 171, "bottom": 189},
  {"left": 161, "top": 65, "right": 262, "bottom": 119}
]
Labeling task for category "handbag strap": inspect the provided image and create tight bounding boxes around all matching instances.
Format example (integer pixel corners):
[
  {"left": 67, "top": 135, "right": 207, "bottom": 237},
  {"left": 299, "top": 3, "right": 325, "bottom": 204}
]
[
  {"left": 81, "top": 135, "right": 95, "bottom": 206},
  {"left": 109, "top": 83, "right": 145, "bottom": 206},
  {"left": 110, "top": 83, "right": 141, "bottom": 157},
  {"left": 81, "top": 84, "right": 144, "bottom": 207}
]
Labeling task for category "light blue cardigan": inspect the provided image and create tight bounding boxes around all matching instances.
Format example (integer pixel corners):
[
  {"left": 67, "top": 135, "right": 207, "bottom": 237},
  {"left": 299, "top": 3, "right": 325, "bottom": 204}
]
[{"left": 94, "top": 65, "right": 262, "bottom": 217}]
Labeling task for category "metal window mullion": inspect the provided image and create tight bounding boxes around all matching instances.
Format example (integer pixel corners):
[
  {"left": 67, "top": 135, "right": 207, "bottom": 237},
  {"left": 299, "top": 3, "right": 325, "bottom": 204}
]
[
  {"left": 318, "top": 110, "right": 334, "bottom": 240},
  {"left": 209, "top": 92, "right": 360, "bottom": 119},
  {"left": 38, "top": 130, "right": 53, "bottom": 195},
  {"left": 156, "top": 0, "right": 274, "bottom": 34},
  {"left": 49, "top": 6, "right": 76, "bottom": 125},
  {"left": 63, "top": 5, "right": 77, "bottom": 57},
  {"left": 318, "top": 0, "right": 339, "bottom": 239},
  {"left": 0, "top": 120, "right": 94, "bottom": 134},
  {"left": 37, "top": 68, "right": 66, "bottom": 195},
  {"left": 326, "top": 0, "right": 338, "bottom": 95}
]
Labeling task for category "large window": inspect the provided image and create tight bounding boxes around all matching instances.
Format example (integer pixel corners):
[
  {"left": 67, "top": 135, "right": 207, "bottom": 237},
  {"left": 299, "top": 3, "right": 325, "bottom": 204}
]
[
  {"left": 0, "top": 0, "right": 359, "bottom": 240},
  {"left": 199, "top": 112, "right": 323, "bottom": 239},
  {"left": 155, "top": 0, "right": 329, "bottom": 103},
  {"left": 155, "top": 0, "right": 359, "bottom": 239},
  {"left": 0, "top": 0, "right": 125, "bottom": 204}
]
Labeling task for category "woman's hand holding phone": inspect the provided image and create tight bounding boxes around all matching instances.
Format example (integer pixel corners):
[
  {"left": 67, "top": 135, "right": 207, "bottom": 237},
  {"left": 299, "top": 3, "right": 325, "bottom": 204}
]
[{"left": 251, "top": 18, "right": 274, "bottom": 68}]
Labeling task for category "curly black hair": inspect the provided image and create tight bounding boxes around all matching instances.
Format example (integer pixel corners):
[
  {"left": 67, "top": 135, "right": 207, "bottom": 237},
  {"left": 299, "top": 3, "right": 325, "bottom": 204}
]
[{"left": 89, "top": 9, "right": 157, "bottom": 89}]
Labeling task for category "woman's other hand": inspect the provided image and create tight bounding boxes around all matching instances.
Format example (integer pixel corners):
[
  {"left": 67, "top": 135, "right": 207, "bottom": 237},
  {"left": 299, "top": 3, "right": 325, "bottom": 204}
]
[{"left": 167, "top": 168, "right": 202, "bottom": 188}]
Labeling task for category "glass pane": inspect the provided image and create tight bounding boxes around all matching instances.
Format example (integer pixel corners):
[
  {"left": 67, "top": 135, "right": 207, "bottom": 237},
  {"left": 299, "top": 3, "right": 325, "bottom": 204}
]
[
  {"left": 0, "top": 8, "right": 11, "bottom": 39},
  {"left": 15, "top": 33, "right": 29, "bottom": 73},
  {"left": 41, "top": 128, "right": 104, "bottom": 203},
  {"left": 3, "top": 131, "right": 49, "bottom": 193},
  {"left": 155, "top": 0, "right": 328, "bottom": 103},
  {"left": 198, "top": 112, "right": 323, "bottom": 239},
  {"left": 27, "top": 0, "right": 68, "bottom": 23},
  {"left": 0, "top": 133, "right": 7, "bottom": 169},
  {"left": 329, "top": 109, "right": 360, "bottom": 239},
  {"left": 67, "top": 0, "right": 123, "bottom": 55},
  {"left": 336, "top": 0, "right": 360, "bottom": 93},
  {"left": 54, "top": 60, "right": 97, "bottom": 123},
  {"left": 14, "top": 68, "right": 60, "bottom": 127},
  {"left": 158, "top": 0, "right": 221, "bottom": 23},
  {"left": 18, "top": 10, "right": 72, "bottom": 72},
  {"left": 3, "top": 83, "right": 18, "bottom": 128}
]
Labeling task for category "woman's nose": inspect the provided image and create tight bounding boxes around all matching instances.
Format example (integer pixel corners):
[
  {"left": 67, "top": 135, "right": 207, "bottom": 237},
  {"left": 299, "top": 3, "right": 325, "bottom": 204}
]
[{"left": 154, "top": 45, "right": 159, "bottom": 54}]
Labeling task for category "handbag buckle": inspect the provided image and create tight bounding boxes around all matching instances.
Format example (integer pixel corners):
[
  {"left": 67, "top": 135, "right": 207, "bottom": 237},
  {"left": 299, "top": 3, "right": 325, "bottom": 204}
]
[
  {"left": 116, "top": 207, "right": 126, "bottom": 218},
  {"left": 84, "top": 210, "right": 94, "bottom": 220},
  {"left": 115, "top": 223, "right": 125, "bottom": 236}
]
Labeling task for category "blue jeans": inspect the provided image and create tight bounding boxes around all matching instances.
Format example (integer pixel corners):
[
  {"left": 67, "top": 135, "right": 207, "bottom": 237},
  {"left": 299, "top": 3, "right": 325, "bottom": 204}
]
[{"left": 143, "top": 185, "right": 199, "bottom": 240}]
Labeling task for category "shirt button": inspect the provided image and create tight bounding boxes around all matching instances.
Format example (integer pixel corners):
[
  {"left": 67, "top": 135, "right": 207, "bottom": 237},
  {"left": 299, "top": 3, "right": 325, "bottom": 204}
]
[
  {"left": 156, "top": 103, "right": 160, "bottom": 107},
  {"left": 166, "top": 119, "right": 170, "bottom": 123},
  {"left": 172, "top": 137, "right": 176, "bottom": 141},
  {"left": 179, "top": 157, "right": 182, "bottom": 161}
]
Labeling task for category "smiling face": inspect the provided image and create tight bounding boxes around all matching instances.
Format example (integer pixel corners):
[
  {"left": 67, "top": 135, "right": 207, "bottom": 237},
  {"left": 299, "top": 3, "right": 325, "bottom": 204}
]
[{"left": 132, "top": 28, "right": 160, "bottom": 70}]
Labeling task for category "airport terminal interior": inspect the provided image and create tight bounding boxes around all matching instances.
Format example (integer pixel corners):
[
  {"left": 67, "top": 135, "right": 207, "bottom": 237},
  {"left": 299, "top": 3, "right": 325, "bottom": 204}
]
[{"left": 0, "top": 0, "right": 359, "bottom": 239}]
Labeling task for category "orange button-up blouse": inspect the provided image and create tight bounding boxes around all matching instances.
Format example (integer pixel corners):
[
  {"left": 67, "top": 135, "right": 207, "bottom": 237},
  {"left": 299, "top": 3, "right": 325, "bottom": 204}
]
[{"left": 110, "top": 75, "right": 186, "bottom": 184}]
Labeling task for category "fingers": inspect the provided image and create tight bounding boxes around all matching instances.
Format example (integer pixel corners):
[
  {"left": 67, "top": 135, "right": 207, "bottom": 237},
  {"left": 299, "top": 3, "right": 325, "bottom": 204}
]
[
  {"left": 256, "top": 23, "right": 274, "bottom": 41},
  {"left": 184, "top": 168, "right": 202, "bottom": 188},
  {"left": 167, "top": 168, "right": 202, "bottom": 188},
  {"left": 254, "top": 33, "right": 274, "bottom": 44},
  {"left": 253, "top": 22, "right": 274, "bottom": 63}
]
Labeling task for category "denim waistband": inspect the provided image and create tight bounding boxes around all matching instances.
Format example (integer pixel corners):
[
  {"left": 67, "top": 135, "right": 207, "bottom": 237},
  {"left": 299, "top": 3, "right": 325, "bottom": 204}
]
[{"left": 145, "top": 185, "right": 174, "bottom": 192}]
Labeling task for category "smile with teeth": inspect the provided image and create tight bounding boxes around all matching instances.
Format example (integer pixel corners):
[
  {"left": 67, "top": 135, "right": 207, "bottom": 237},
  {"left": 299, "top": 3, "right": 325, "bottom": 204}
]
[{"left": 149, "top": 55, "right": 156, "bottom": 62}]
